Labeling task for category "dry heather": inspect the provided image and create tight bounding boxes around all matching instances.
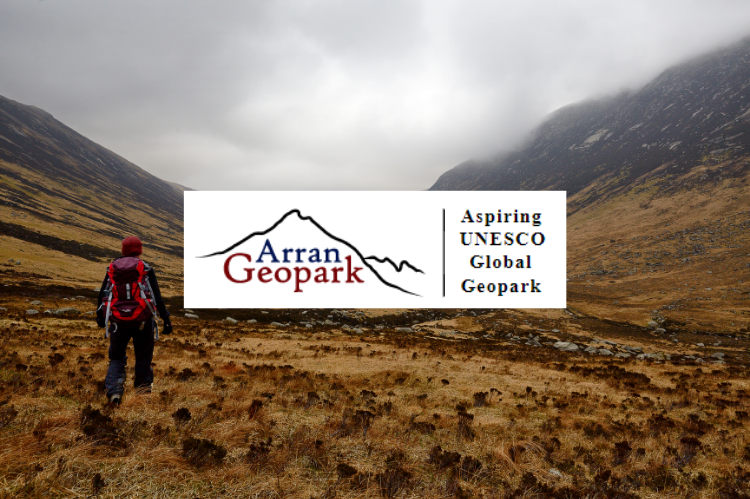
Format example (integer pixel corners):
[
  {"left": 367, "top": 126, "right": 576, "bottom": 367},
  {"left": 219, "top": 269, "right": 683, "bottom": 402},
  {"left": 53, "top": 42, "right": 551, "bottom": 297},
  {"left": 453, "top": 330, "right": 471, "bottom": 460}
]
[{"left": 1, "top": 288, "right": 750, "bottom": 498}]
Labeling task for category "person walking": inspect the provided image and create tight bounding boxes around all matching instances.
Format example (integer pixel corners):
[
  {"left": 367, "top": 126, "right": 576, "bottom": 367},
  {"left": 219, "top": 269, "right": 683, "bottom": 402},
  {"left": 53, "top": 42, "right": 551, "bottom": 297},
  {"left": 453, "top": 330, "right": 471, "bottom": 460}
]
[{"left": 96, "top": 236, "right": 172, "bottom": 404}]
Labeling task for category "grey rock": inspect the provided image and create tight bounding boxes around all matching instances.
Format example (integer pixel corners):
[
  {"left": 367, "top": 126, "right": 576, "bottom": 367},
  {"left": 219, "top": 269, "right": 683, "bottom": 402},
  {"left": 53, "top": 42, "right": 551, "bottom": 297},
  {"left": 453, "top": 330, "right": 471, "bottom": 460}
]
[
  {"left": 584, "top": 346, "right": 598, "bottom": 353},
  {"left": 695, "top": 343, "right": 704, "bottom": 347},
  {"left": 324, "top": 319, "right": 334, "bottom": 325},
  {"left": 553, "top": 341, "right": 579, "bottom": 352},
  {"left": 270, "top": 321, "right": 285, "bottom": 327},
  {"left": 648, "top": 321, "right": 659, "bottom": 328},
  {"left": 643, "top": 352, "right": 665, "bottom": 361},
  {"left": 0, "top": 307, "right": 7, "bottom": 312},
  {"left": 26, "top": 309, "right": 39, "bottom": 315},
  {"left": 549, "top": 468, "right": 563, "bottom": 478},
  {"left": 654, "top": 328, "right": 667, "bottom": 333},
  {"left": 44, "top": 309, "right": 54, "bottom": 314},
  {"left": 185, "top": 313, "right": 199, "bottom": 319},
  {"left": 615, "top": 352, "right": 631, "bottom": 359},
  {"left": 711, "top": 352, "right": 725, "bottom": 359},
  {"left": 54, "top": 307, "right": 79, "bottom": 315},
  {"left": 224, "top": 317, "right": 238, "bottom": 324},
  {"left": 598, "top": 348, "right": 614, "bottom": 356},
  {"left": 30, "top": 300, "right": 43, "bottom": 306},
  {"left": 246, "top": 319, "right": 257, "bottom": 323},
  {"left": 354, "top": 328, "right": 364, "bottom": 334},
  {"left": 395, "top": 327, "right": 414, "bottom": 333},
  {"left": 305, "top": 324, "right": 313, "bottom": 329},
  {"left": 601, "top": 340, "right": 617, "bottom": 346}
]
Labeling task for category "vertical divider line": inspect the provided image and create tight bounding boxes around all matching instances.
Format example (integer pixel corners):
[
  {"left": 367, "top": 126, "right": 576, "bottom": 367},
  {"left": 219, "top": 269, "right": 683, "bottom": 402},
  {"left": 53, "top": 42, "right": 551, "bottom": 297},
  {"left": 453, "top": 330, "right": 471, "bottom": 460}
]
[{"left": 442, "top": 208, "right": 445, "bottom": 298}]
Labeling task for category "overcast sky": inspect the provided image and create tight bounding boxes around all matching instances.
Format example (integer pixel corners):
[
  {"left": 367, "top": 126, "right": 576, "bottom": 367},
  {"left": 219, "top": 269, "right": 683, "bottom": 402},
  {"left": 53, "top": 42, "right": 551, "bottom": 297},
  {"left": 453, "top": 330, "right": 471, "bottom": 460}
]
[{"left": 2, "top": 1, "right": 750, "bottom": 190}]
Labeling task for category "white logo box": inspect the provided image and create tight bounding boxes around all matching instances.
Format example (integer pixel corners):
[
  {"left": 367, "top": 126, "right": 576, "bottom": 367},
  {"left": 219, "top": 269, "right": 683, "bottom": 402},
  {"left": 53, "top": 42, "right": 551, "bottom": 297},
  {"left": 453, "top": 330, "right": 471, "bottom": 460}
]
[{"left": 184, "top": 191, "right": 566, "bottom": 308}]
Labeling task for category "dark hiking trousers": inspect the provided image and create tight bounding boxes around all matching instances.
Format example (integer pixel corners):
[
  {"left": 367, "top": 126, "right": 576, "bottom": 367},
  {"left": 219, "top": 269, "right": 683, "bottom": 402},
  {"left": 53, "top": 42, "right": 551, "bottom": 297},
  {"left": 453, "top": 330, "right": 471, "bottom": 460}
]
[{"left": 104, "top": 319, "right": 155, "bottom": 398}]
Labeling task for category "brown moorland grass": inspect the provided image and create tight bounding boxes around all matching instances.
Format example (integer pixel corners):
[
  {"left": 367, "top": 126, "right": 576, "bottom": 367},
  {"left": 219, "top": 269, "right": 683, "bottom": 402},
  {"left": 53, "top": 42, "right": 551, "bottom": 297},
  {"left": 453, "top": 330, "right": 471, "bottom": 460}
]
[{"left": 1, "top": 290, "right": 750, "bottom": 498}]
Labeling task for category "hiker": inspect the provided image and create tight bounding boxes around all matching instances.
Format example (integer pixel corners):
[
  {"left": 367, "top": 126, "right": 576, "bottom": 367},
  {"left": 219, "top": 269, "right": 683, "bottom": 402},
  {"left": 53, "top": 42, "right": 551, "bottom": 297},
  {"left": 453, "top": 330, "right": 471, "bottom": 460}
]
[{"left": 96, "top": 236, "right": 172, "bottom": 404}]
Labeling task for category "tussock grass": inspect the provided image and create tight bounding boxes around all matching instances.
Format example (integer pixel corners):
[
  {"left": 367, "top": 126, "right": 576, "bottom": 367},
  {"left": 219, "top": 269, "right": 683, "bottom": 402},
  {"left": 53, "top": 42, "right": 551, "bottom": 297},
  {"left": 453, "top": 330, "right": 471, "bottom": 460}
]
[{"left": 1, "top": 303, "right": 750, "bottom": 498}]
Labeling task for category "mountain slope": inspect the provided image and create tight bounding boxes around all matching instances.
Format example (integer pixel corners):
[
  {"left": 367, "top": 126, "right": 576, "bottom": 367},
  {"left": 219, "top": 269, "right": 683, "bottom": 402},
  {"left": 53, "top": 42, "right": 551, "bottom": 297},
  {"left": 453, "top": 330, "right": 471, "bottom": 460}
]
[
  {"left": 431, "top": 37, "right": 750, "bottom": 204},
  {"left": 0, "top": 95, "right": 184, "bottom": 291},
  {"left": 431, "top": 37, "right": 750, "bottom": 333}
]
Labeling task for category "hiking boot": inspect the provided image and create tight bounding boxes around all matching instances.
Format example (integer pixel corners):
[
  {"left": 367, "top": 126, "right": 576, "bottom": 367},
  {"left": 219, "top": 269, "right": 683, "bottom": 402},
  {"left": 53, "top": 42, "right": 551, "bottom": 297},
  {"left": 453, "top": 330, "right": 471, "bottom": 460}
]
[
  {"left": 135, "top": 384, "right": 152, "bottom": 396},
  {"left": 109, "top": 393, "right": 122, "bottom": 406}
]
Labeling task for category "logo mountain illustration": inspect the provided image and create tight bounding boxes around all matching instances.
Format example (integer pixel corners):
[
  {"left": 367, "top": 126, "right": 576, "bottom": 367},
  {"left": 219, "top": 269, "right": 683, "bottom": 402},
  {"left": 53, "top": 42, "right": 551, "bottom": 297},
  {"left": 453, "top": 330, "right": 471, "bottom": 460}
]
[{"left": 199, "top": 209, "right": 424, "bottom": 296}]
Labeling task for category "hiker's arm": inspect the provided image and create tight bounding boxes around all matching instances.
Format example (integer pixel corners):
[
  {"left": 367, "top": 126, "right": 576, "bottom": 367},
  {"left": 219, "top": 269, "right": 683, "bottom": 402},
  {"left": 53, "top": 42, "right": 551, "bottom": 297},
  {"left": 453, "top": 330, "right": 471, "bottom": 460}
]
[
  {"left": 97, "top": 275, "right": 109, "bottom": 309},
  {"left": 96, "top": 275, "right": 109, "bottom": 327},
  {"left": 146, "top": 268, "right": 170, "bottom": 320}
]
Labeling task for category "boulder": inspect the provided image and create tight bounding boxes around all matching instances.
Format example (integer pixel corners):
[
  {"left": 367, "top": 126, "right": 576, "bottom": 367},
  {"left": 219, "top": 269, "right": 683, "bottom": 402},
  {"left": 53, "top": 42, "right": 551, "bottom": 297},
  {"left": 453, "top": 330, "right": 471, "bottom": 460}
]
[
  {"left": 185, "top": 313, "right": 199, "bottom": 319},
  {"left": 553, "top": 341, "right": 579, "bottom": 352},
  {"left": 643, "top": 353, "right": 665, "bottom": 361},
  {"left": 584, "top": 346, "right": 598, "bottom": 353},
  {"left": 615, "top": 352, "right": 631, "bottom": 359},
  {"left": 270, "top": 321, "right": 286, "bottom": 327},
  {"left": 598, "top": 348, "right": 614, "bottom": 356},
  {"left": 54, "top": 307, "right": 80, "bottom": 316},
  {"left": 26, "top": 309, "right": 39, "bottom": 315},
  {"left": 224, "top": 317, "right": 238, "bottom": 324}
]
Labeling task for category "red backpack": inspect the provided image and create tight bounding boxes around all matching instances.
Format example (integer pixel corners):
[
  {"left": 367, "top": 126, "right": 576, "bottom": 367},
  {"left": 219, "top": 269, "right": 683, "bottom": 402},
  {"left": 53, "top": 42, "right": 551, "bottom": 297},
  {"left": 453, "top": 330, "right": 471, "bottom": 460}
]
[{"left": 102, "top": 257, "right": 159, "bottom": 337}]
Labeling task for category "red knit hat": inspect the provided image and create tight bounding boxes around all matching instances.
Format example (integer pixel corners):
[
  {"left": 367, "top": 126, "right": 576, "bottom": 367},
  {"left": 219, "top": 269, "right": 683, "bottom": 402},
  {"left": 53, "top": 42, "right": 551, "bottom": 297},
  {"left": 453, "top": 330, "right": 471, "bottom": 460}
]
[{"left": 121, "top": 236, "right": 143, "bottom": 256}]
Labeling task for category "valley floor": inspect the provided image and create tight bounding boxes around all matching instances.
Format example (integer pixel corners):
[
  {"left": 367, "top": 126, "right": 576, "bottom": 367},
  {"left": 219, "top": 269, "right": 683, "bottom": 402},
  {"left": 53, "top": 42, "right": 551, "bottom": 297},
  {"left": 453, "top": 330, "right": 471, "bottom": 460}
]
[{"left": 1, "top": 283, "right": 749, "bottom": 498}]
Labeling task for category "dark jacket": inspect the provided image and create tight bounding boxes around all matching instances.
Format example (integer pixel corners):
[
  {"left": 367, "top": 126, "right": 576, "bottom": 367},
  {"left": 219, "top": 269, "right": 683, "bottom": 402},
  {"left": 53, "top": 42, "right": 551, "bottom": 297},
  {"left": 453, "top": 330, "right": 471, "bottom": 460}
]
[{"left": 97, "top": 257, "right": 170, "bottom": 321}]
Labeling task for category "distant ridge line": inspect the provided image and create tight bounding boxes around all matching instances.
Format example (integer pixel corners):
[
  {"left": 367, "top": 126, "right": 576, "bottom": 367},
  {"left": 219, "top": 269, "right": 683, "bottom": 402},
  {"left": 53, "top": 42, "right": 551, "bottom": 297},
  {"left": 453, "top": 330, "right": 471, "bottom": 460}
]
[
  {"left": 364, "top": 255, "right": 424, "bottom": 274},
  {"left": 199, "top": 208, "right": 421, "bottom": 296}
]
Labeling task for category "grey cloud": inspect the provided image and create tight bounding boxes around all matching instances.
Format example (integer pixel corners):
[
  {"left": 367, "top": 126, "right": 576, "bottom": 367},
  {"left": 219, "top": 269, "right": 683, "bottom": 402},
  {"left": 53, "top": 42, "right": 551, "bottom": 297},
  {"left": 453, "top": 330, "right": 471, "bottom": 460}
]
[{"left": 1, "top": 1, "right": 750, "bottom": 190}]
